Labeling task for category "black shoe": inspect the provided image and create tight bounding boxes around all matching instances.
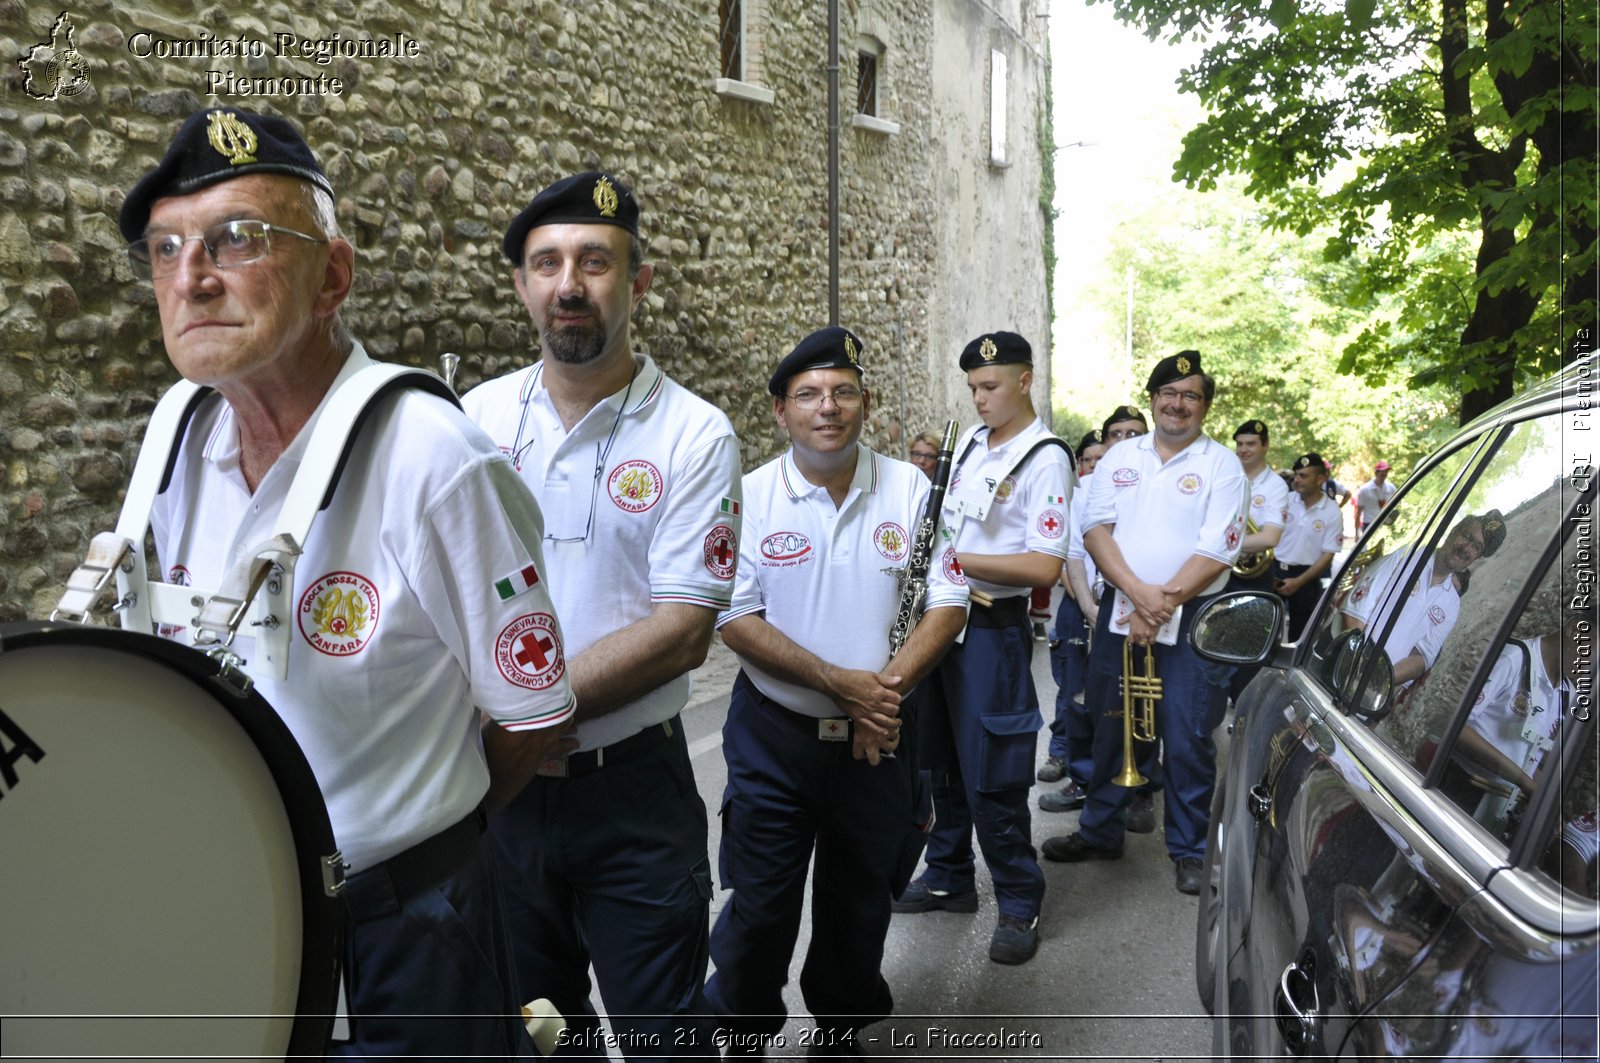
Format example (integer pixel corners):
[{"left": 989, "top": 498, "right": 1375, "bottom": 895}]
[
  {"left": 891, "top": 877, "right": 979, "bottom": 913},
  {"left": 1126, "top": 790, "right": 1156, "bottom": 834},
  {"left": 1038, "top": 780, "right": 1086, "bottom": 813},
  {"left": 1036, "top": 756, "right": 1067, "bottom": 783},
  {"left": 988, "top": 913, "right": 1040, "bottom": 965},
  {"left": 1175, "top": 857, "right": 1204, "bottom": 895},
  {"left": 1040, "top": 831, "right": 1123, "bottom": 862},
  {"left": 1032, "top": 621, "right": 1049, "bottom": 641}
]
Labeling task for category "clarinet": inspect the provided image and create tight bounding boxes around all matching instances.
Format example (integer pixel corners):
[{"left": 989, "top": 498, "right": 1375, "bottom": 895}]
[{"left": 888, "top": 419, "right": 961, "bottom": 656}]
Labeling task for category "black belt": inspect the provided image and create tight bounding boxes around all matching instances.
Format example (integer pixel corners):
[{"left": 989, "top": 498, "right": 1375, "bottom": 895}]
[
  {"left": 535, "top": 716, "right": 678, "bottom": 779},
  {"left": 742, "top": 675, "right": 853, "bottom": 740},
  {"left": 1275, "top": 561, "right": 1312, "bottom": 577},
  {"left": 968, "top": 594, "right": 1028, "bottom": 629},
  {"left": 345, "top": 805, "right": 485, "bottom": 909}
]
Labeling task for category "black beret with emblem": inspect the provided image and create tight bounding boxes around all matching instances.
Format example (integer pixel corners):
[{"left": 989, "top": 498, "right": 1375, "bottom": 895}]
[
  {"left": 1146, "top": 349, "right": 1204, "bottom": 392},
  {"left": 958, "top": 331, "right": 1032, "bottom": 371},
  {"left": 1101, "top": 405, "right": 1146, "bottom": 434},
  {"left": 1234, "top": 419, "right": 1270, "bottom": 444},
  {"left": 119, "top": 108, "right": 333, "bottom": 242},
  {"left": 503, "top": 170, "right": 640, "bottom": 263},
  {"left": 1474, "top": 508, "right": 1506, "bottom": 557},
  {"left": 1078, "top": 429, "right": 1104, "bottom": 452},
  {"left": 769, "top": 326, "right": 866, "bottom": 396},
  {"left": 1292, "top": 452, "right": 1328, "bottom": 472}
]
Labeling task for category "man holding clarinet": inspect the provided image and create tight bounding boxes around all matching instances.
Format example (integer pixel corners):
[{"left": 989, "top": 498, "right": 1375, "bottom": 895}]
[{"left": 706, "top": 326, "right": 968, "bottom": 1057}]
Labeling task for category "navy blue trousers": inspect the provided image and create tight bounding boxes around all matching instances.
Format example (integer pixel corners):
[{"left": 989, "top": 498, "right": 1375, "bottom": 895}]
[
  {"left": 705, "top": 673, "right": 912, "bottom": 1039},
  {"left": 1076, "top": 590, "right": 1230, "bottom": 861},
  {"left": 1046, "top": 593, "right": 1091, "bottom": 777},
  {"left": 917, "top": 616, "right": 1045, "bottom": 920},
  {"left": 331, "top": 831, "right": 534, "bottom": 1060},
  {"left": 490, "top": 724, "right": 717, "bottom": 1059}
]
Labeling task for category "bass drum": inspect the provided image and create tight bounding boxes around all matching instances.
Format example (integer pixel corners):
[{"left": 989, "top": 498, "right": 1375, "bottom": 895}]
[{"left": 0, "top": 622, "right": 341, "bottom": 1060}]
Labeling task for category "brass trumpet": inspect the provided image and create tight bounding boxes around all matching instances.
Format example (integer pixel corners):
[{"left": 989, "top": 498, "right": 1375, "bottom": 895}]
[
  {"left": 1233, "top": 516, "right": 1273, "bottom": 579},
  {"left": 1115, "top": 638, "right": 1162, "bottom": 788}
]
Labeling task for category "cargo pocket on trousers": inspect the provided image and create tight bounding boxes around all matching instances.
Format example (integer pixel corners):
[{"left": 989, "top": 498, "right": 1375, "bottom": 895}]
[{"left": 976, "top": 711, "right": 1040, "bottom": 793}]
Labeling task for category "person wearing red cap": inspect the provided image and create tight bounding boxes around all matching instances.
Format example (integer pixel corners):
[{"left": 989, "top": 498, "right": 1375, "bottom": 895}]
[{"left": 1356, "top": 461, "right": 1397, "bottom": 535}]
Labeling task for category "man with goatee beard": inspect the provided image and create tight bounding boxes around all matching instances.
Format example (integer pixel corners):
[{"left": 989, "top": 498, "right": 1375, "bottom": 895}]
[{"left": 464, "top": 172, "right": 742, "bottom": 1057}]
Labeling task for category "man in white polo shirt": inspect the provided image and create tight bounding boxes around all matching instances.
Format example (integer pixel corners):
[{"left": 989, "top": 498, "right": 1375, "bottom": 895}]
[
  {"left": 707, "top": 326, "right": 967, "bottom": 1056},
  {"left": 1274, "top": 453, "right": 1345, "bottom": 640},
  {"left": 463, "top": 172, "right": 742, "bottom": 1056},
  {"left": 892, "top": 330, "right": 1073, "bottom": 966},
  {"left": 1342, "top": 509, "right": 1505, "bottom": 686},
  {"left": 1042, "top": 350, "right": 1246, "bottom": 896},
  {"left": 119, "top": 107, "right": 574, "bottom": 1057},
  {"left": 1355, "top": 460, "right": 1397, "bottom": 534}
]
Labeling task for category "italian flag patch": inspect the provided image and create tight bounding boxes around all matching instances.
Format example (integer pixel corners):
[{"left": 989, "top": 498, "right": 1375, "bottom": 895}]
[
  {"left": 1046, "top": 494, "right": 1066, "bottom": 506},
  {"left": 720, "top": 497, "right": 741, "bottom": 516},
  {"left": 495, "top": 563, "right": 541, "bottom": 601}
]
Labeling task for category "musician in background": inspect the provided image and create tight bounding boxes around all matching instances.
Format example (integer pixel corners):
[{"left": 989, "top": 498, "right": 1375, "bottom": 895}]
[
  {"left": 1043, "top": 351, "right": 1246, "bottom": 897},
  {"left": 893, "top": 331, "right": 1072, "bottom": 967},
  {"left": 1223, "top": 419, "right": 1288, "bottom": 708},
  {"left": 909, "top": 430, "right": 942, "bottom": 480},
  {"left": 708, "top": 327, "right": 967, "bottom": 1054},
  {"left": 1275, "top": 453, "right": 1344, "bottom": 640},
  {"left": 119, "top": 108, "right": 571, "bottom": 1056},
  {"left": 1355, "top": 460, "right": 1396, "bottom": 535}
]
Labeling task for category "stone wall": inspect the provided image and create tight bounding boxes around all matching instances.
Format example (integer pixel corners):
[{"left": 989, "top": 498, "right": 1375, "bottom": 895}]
[{"left": 0, "top": 0, "right": 1048, "bottom": 621}]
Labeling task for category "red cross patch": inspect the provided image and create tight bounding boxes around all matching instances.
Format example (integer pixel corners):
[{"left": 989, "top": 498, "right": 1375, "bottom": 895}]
[
  {"left": 942, "top": 546, "right": 967, "bottom": 586},
  {"left": 704, "top": 524, "right": 737, "bottom": 580},
  {"left": 496, "top": 612, "right": 567, "bottom": 690},
  {"left": 1037, "top": 509, "right": 1065, "bottom": 539}
]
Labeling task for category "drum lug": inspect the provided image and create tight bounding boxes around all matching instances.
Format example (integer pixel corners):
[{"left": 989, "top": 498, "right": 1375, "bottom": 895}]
[
  {"left": 322, "top": 853, "right": 349, "bottom": 897},
  {"left": 205, "top": 645, "right": 255, "bottom": 698}
]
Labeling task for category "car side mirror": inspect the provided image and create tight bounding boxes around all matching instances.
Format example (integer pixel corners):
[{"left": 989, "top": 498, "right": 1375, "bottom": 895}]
[
  {"left": 1190, "top": 592, "right": 1283, "bottom": 666},
  {"left": 1327, "top": 630, "right": 1395, "bottom": 721}
]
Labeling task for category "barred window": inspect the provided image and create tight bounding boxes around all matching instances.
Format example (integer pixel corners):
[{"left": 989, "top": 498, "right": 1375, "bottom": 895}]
[
  {"left": 719, "top": 0, "right": 743, "bottom": 80},
  {"left": 856, "top": 50, "right": 878, "bottom": 116}
]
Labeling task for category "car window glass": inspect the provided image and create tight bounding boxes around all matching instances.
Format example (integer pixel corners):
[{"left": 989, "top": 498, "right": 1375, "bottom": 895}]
[
  {"left": 1366, "top": 417, "right": 1571, "bottom": 765},
  {"left": 1549, "top": 713, "right": 1598, "bottom": 901},
  {"left": 1303, "top": 436, "right": 1479, "bottom": 711},
  {"left": 1431, "top": 559, "right": 1585, "bottom": 852}
]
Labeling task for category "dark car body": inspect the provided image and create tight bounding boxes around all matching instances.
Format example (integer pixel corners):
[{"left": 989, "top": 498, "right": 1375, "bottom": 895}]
[{"left": 1192, "top": 357, "right": 1599, "bottom": 1060}]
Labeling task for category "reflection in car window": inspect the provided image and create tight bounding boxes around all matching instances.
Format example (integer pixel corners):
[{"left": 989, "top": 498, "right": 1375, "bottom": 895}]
[
  {"left": 1304, "top": 436, "right": 1478, "bottom": 719},
  {"left": 1434, "top": 564, "right": 1585, "bottom": 851}
]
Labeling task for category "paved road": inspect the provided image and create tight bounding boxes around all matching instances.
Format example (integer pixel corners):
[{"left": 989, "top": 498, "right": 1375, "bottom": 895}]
[{"left": 665, "top": 610, "right": 1214, "bottom": 1061}]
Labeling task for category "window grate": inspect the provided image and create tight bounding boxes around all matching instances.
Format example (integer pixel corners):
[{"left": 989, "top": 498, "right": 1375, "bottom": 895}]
[
  {"left": 719, "top": 0, "right": 743, "bottom": 79},
  {"left": 857, "top": 51, "right": 878, "bottom": 115}
]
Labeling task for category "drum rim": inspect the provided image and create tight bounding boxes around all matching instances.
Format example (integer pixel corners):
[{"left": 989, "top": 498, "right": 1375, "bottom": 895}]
[{"left": 0, "top": 620, "right": 343, "bottom": 1057}]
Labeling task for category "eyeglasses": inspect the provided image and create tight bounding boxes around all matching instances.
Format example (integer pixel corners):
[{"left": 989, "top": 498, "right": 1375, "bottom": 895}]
[
  {"left": 1155, "top": 386, "right": 1206, "bottom": 406},
  {"left": 1105, "top": 426, "right": 1145, "bottom": 441},
  {"left": 785, "top": 386, "right": 864, "bottom": 410},
  {"left": 127, "top": 219, "right": 328, "bottom": 280},
  {"left": 909, "top": 450, "right": 939, "bottom": 463}
]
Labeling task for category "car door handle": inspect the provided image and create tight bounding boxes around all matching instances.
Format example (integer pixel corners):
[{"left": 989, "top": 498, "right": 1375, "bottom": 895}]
[
  {"left": 1275, "top": 958, "right": 1321, "bottom": 1055},
  {"left": 1248, "top": 783, "right": 1272, "bottom": 821}
]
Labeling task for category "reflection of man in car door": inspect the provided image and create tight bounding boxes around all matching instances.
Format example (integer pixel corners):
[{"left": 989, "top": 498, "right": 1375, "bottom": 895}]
[
  {"left": 1341, "top": 510, "right": 1506, "bottom": 685},
  {"left": 1454, "top": 613, "right": 1585, "bottom": 796}
]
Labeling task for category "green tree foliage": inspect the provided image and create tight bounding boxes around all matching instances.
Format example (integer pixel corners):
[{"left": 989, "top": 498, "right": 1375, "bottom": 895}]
[
  {"left": 1092, "top": 0, "right": 1597, "bottom": 423},
  {"left": 1089, "top": 179, "right": 1460, "bottom": 479}
]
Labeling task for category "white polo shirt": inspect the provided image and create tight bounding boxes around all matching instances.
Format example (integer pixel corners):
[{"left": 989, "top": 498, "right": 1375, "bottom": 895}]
[
  {"left": 1066, "top": 471, "right": 1099, "bottom": 593},
  {"left": 720, "top": 446, "right": 969, "bottom": 718},
  {"left": 1356, "top": 478, "right": 1397, "bottom": 525},
  {"left": 463, "top": 353, "right": 742, "bottom": 750},
  {"left": 1082, "top": 431, "right": 1248, "bottom": 595},
  {"left": 1468, "top": 636, "right": 1570, "bottom": 779},
  {"left": 943, "top": 418, "right": 1074, "bottom": 600},
  {"left": 1277, "top": 491, "right": 1344, "bottom": 566},
  {"left": 1246, "top": 466, "right": 1290, "bottom": 532},
  {"left": 151, "top": 345, "right": 576, "bottom": 871},
  {"left": 1562, "top": 810, "right": 1599, "bottom": 868},
  {"left": 1343, "top": 546, "right": 1460, "bottom": 669}
]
